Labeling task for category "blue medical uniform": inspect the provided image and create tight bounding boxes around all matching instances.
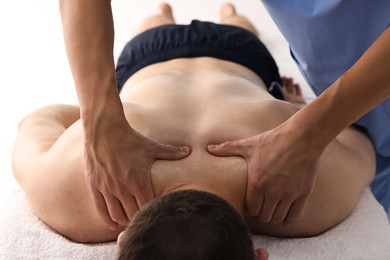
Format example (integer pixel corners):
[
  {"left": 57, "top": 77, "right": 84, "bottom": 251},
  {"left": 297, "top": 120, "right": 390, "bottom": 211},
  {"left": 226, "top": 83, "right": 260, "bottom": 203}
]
[{"left": 261, "top": 0, "right": 390, "bottom": 219}]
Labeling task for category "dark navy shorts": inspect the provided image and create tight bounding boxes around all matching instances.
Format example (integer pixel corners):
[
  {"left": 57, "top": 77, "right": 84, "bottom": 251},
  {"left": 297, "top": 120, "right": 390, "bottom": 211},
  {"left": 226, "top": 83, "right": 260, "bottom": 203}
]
[{"left": 116, "top": 20, "right": 283, "bottom": 99}]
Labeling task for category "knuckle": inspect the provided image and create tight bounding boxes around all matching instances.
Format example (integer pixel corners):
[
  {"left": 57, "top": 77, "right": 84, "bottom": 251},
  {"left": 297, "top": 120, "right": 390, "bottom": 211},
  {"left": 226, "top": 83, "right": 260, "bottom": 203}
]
[
  {"left": 267, "top": 187, "right": 282, "bottom": 200},
  {"left": 100, "top": 183, "right": 112, "bottom": 194},
  {"left": 283, "top": 188, "right": 298, "bottom": 199},
  {"left": 251, "top": 180, "right": 262, "bottom": 190},
  {"left": 301, "top": 187, "right": 313, "bottom": 197},
  {"left": 86, "top": 173, "right": 96, "bottom": 186},
  {"left": 221, "top": 141, "right": 232, "bottom": 150},
  {"left": 117, "top": 186, "right": 130, "bottom": 198},
  {"left": 250, "top": 175, "right": 264, "bottom": 188}
]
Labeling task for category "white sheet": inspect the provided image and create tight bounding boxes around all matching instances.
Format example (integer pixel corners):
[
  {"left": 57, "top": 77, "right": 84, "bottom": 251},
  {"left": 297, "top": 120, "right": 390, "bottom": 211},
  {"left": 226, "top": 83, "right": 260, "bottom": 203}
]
[{"left": 1, "top": 187, "right": 389, "bottom": 260}]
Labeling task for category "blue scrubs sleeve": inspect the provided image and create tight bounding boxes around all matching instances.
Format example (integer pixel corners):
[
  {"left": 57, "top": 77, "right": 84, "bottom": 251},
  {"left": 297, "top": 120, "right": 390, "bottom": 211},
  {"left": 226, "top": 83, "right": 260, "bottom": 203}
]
[{"left": 261, "top": 0, "right": 390, "bottom": 219}]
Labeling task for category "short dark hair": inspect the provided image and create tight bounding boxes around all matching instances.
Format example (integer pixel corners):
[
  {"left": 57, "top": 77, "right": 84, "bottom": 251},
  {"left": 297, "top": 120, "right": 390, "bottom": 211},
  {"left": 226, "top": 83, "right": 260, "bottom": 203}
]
[{"left": 118, "top": 189, "right": 254, "bottom": 260}]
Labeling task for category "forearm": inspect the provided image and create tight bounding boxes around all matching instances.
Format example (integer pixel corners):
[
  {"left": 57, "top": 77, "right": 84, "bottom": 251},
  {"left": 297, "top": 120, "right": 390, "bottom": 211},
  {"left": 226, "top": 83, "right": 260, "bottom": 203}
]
[
  {"left": 59, "top": 0, "right": 125, "bottom": 138},
  {"left": 289, "top": 27, "right": 390, "bottom": 152}
]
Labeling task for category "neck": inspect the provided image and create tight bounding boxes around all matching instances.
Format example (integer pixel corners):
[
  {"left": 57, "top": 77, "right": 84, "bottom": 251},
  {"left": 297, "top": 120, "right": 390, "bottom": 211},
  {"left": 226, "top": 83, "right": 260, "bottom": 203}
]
[{"left": 151, "top": 149, "right": 247, "bottom": 217}]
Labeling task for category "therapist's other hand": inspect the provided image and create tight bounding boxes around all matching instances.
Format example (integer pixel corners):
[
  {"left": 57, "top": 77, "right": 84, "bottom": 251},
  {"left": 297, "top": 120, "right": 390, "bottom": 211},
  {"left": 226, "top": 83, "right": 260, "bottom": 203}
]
[
  {"left": 85, "top": 120, "right": 190, "bottom": 230},
  {"left": 207, "top": 123, "right": 321, "bottom": 224}
]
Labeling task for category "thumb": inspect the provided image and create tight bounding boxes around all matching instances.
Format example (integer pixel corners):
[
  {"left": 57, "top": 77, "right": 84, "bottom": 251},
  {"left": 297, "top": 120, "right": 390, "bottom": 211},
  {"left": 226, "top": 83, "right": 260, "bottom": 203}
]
[
  {"left": 155, "top": 144, "right": 191, "bottom": 160},
  {"left": 207, "top": 140, "right": 247, "bottom": 157}
]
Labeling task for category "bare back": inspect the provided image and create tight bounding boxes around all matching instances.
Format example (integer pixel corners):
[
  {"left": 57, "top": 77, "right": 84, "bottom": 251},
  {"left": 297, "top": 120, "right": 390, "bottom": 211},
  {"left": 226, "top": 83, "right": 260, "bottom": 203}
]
[{"left": 13, "top": 57, "right": 375, "bottom": 242}]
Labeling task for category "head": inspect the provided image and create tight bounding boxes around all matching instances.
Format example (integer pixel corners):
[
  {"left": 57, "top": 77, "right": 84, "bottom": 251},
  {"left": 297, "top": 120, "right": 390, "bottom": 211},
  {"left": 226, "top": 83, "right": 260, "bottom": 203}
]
[{"left": 118, "top": 189, "right": 267, "bottom": 260}]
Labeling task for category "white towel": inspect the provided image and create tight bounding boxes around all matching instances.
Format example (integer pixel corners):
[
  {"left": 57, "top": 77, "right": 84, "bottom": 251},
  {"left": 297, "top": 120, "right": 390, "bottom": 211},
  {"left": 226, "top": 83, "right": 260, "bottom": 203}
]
[
  {"left": 0, "top": 188, "right": 117, "bottom": 259},
  {"left": 1, "top": 188, "right": 389, "bottom": 260},
  {"left": 252, "top": 188, "right": 390, "bottom": 260}
]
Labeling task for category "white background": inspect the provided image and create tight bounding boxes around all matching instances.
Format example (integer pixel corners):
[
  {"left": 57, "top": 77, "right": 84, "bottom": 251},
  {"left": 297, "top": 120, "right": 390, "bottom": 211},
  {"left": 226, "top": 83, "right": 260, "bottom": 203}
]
[{"left": 0, "top": 0, "right": 315, "bottom": 211}]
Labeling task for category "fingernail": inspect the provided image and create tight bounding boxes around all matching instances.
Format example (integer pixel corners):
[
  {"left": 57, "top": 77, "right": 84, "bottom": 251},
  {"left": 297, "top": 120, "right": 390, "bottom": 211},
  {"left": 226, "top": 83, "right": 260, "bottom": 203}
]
[
  {"left": 208, "top": 145, "right": 216, "bottom": 150},
  {"left": 180, "top": 146, "right": 190, "bottom": 153}
]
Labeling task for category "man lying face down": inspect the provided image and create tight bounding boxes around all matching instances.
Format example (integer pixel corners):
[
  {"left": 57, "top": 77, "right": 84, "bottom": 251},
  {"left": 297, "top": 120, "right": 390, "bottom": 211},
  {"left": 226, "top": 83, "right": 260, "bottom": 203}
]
[{"left": 12, "top": 3, "right": 375, "bottom": 260}]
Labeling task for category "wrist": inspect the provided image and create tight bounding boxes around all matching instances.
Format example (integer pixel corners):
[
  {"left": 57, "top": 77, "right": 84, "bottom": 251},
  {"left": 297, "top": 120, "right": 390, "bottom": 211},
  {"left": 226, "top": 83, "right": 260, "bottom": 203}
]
[
  {"left": 280, "top": 116, "right": 326, "bottom": 159},
  {"left": 283, "top": 98, "right": 339, "bottom": 155},
  {"left": 80, "top": 89, "right": 128, "bottom": 142}
]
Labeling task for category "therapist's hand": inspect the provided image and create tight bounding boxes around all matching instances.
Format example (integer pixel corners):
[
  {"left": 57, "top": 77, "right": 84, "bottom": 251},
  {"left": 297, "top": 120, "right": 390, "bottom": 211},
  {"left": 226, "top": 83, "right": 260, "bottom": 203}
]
[
  {"left": 85, "top": 119, "right": 190, "bottom": 230},
  {"left": 207, "top": 122, "right": 322, "bottom": 224}
]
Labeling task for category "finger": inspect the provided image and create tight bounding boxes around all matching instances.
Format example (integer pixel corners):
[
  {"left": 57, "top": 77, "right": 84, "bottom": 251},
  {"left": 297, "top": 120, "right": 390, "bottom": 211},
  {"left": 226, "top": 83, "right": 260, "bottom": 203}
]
[
  {"left": 294, "top": 83, "right": 302, "bottom": 96},
  {"left": 105, "top": 193, "right": 129, "bottom": 227},
  {"left": 133, "top": 179, "right": 155, "bottom": 209},
  {"left": 270, "top": 200, "right": 294, "bottom": 224},
  {"left": 281, "top": 77, "right": 288, "bottom": 86},
  {"left": 207, "top": 139, "right": 250, "bottom": 157},
  {"left": 118, "top": 193, "right": 139, "bottom": 222},
  {"left": 258, "top": 195, "right": 279, "bottom": 223},
  {"left": 245, "top": 185, "right": 264, "bottom": 216},
  {"left": 91, "top": 189, "right": 118, "bottom": 230},
  {"left": 285, "top": 78, "right": 293, "bottom": 90},
  {"left": 285, "top": 77, "right": 292, "bottom": 86},
  {"left": 285, "top": 196, "right": 307, "bottom": 223},
  {"left": 281, "top": 77, "right": 292, "bottom": 86},
  {"left": 291, "top": 83, "right": 297, "bottom": 95},
  {"left": 154, "top": 144, "right": 191, "bottom": 160}
]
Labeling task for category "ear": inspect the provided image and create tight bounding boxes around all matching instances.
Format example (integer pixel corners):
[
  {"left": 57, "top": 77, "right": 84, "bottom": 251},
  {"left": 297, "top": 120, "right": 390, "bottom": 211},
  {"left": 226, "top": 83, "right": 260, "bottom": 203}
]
[
  {"left": 255, "top": 248, "right": 269, "bottom": 260},
  {"left": 117, "top": 231, "right": 126, "bottom": 246}
]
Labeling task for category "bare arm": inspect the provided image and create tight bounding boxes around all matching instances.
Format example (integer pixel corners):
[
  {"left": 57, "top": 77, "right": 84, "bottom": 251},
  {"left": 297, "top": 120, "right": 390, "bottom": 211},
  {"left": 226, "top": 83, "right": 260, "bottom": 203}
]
[
  {"left": 12, "top": 105, "right": 120, "bottom": 243},
  {"left": 291, "top": 27, "right": 390, "bottom": 153},
  {"left": 59, "top": 0, "right": 190, "bottom": 230},
  {"left": 59, "top": 0, "right": 120, "bottom": 123},
  {"left": 13, "top": 104, "right": 80, "bottom": 186},
  {"left": 209, "top": 27, "right": 390, "bottom": 223}
]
